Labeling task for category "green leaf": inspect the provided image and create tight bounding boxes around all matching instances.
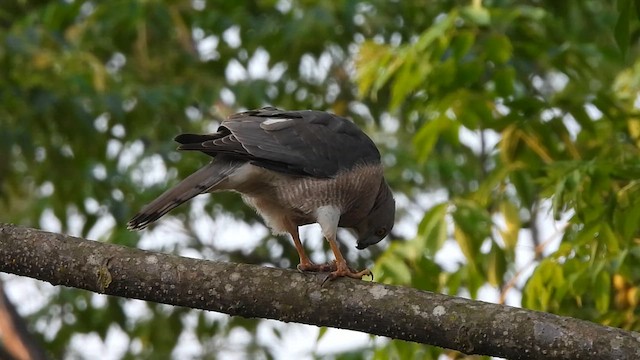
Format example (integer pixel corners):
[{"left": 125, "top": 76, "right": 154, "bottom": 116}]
[
  {"left": 594, "top": 270, "right": 611, "bottom": 314},
  {"left": 614, "top": 182, "right": 640, "bottom": 240},
  {"left": 615, "top": 0, "right": 632, "bottom": 57},
  {"left": 461, "top": 4, "right": 491, "bottom": 26},
  {"left": 599, "top": 223, "right": 620, "bottom": 255},
  {"left": 473, "top": 162, "right": 516, "bottom": 207},
  {"left": 390, "top": 50, "right": 427, "bottom": 110},
  {"left": 317, "top": 326, "right": 328, "bottom": 341},
  {"left": 456, "top": 59, "right": 484, "bottom": 87},
  {"left": 451, "top": 31, "right": 476, "bottom": 60},
  {"left": 417, "top": 203, "right": 449, "bottom": 255},
  {"left": 552, "top": 169, "right": 580, "bottom": 218},
  {"left": 454, "top": 226, "right": 477, "bottom": 268},
  {"left": 452, "top": 201, "right": 492, "bottom": 269},
  {"left": 494, "top": 66, "right": 515, "bottom": 97},
  {"left": 523, "top": 259, "right": 563, "bottom": 311},
  {"left": 413, "top": 115, "right": 449, "bottom": 163},
  {"left": 415, "top": 11, "right": 457, "bottom": 52},
  {"left": 566, "top": 264, "right": 588, "bottom": 297},
  {"left": 453, "top": 201, "right": 492, "bottom": 239},
  {"left": 499, "top": 200, "right": 521, "bottom": 252},
  {"left": 487, "top": 244, "right": 507, "bottom": 287},
  {"left": 356, "top": 42, "right": 394, "bottom": 98},
  {"left": 375, "top": 244, "right": 414, "bottom": 285},
  {"left": 445, "top": 270, "right": 463, "bottom": 295},
  {"left": 381, "top": 257, "right": 413, "bottom": 284},
  {"left": 485, "top": 33, "right": 513, "bottom": 65},
  {"left": 466, "top": 263, "right": 485, "bottom": 298}
]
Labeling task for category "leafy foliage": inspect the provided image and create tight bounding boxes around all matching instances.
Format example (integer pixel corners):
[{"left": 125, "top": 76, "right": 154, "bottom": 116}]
[
  {"left": 361, "top": 0, "right": 640, "bottom": 343},
  {"left": 1, "top": 0, "right": 640, "bottom": 358}
]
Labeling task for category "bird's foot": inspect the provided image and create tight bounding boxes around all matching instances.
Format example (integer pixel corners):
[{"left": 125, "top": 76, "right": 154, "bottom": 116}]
[
  {"left": 297, "top": 261, "right": 336, "bottom": 273},
  {"left": 322, "top": 261, "right": 373, "bottom": 285}
]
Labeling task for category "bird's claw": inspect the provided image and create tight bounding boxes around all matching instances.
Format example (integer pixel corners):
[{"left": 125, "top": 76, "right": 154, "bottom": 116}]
[
  {"left": 321, "top": 267, "right": 373, "bottom": 286},
  {"left": 297, "top": 260, "right": 373, "bottom": 285}
]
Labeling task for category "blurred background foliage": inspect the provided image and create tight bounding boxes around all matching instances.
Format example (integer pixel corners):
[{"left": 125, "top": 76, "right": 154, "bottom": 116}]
[{"left": 1, "top": 0, "right": 640, "bottom": 359}]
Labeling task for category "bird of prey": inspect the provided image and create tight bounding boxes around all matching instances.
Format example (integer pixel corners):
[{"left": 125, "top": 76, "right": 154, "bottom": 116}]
[{"left": 127, "top": 107, "right": 395, "bottom": 280}]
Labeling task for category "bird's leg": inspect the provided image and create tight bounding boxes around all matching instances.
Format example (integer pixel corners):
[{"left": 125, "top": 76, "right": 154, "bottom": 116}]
[
  {"left": 325, "top": 235, "right": 372, "bottom": 281},
  {"left": 316, "top": 206, "right": 372, "bottom": 281},
  {"left": 285, "top": 222, "right": 335, "bottom": 272}
]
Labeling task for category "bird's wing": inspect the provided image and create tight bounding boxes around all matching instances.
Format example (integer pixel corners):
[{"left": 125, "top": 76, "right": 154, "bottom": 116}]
[{"left": 175, "top": 107, "right": 381, "bottom": 178}]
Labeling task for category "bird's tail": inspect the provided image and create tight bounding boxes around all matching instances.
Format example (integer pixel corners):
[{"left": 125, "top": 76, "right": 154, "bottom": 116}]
[{"left": 127, "top": 161, "right": 241, "bottom": 230}]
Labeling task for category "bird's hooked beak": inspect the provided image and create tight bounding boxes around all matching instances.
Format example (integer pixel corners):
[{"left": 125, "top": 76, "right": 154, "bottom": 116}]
[
  {"left": 355, "top": 234, "right": 384, "bottom": 250},
  {"left": 347, "top": 229, "right": 375, "bottom": 250}
]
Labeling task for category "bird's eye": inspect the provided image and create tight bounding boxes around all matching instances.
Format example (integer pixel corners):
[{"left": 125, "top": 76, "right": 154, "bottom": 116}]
[{"left": 375, "top": 227, "right": 387, "bottom": 237}]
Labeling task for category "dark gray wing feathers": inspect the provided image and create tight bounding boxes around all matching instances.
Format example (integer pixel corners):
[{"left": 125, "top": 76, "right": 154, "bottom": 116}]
[{"left": 175, "top": 107, "right": 380, "bottom": 178}]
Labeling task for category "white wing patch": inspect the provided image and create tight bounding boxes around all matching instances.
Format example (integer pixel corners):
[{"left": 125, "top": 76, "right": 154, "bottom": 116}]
[{"left": 260, "top": 117, "right": 295, "bottom": 131}]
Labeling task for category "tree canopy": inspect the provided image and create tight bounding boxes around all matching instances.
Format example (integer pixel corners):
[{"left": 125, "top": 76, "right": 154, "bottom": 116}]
[{"left": 1, "top": 0, "right": 640, "bottom": 358}]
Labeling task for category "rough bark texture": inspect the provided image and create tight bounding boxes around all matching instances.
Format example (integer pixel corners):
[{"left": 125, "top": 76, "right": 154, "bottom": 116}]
[{"left": 1, "top": 223, "right": 639, "bottom": 359}]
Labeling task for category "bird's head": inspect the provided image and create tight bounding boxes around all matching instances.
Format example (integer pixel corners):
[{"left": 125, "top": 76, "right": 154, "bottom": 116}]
[{"left": 354, "top": 180, "right": 395, "bottom": 250}]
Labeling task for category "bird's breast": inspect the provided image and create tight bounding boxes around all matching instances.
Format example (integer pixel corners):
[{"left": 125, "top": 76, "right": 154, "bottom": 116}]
[{"left": 232, "top": 163, "right": 383, "bottom": 232}]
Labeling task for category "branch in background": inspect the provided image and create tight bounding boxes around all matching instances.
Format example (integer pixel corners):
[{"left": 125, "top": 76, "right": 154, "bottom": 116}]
[
  {"left": 1, "top": 223, "right": 639, "bottom": 360},
  {"left": 0, "top": 279, "right": 48, "bottom": 360},
  {"left": 0, "top": 345, "right": 20, "bottom": 360}
]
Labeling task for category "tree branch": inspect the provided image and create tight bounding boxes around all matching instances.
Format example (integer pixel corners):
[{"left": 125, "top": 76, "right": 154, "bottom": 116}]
[
  {"left": 1, "top": 223, "right": 638, "bottom": 359},
  {"left": 0, "top": 279, "right": 48, "bottom": 360}
]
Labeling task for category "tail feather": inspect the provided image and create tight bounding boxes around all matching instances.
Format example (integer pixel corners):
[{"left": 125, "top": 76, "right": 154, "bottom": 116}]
[
  {"left": 176, "top": 143, "right": 207, "bottom": 151},
  {"left": 174, "top": 133, "right": 220, "bottom": 145},
  {"left": 127, "top": 161, "right": 240, "bottom": 230}
]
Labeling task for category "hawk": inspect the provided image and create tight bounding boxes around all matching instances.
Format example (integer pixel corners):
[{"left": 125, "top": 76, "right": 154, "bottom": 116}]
[{"left": 127, "top": 107, "right": 395, "bottom": 280}]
